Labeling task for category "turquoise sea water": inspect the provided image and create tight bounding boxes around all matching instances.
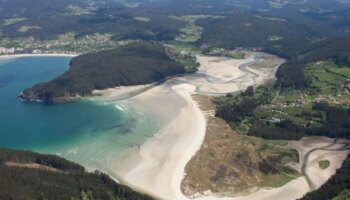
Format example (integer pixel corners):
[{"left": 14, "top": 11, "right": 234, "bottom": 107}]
[{"left": 0, "top": 57, "right": 160, "bottom": 175}]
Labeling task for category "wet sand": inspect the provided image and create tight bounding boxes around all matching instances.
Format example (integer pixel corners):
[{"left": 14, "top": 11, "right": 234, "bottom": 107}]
[{"left": 97, "top": 52, "right": 289, "bottom": 199}]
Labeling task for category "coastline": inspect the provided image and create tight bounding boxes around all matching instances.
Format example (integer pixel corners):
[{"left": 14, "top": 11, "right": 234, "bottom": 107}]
[
  {"left": 1, "top": 51, "right": 285, "bottom": 199},
  {"left": 109, "top": 81, "right": 206, "bottom": 200},
  {"left": 105, "top": 51, "right": 283, "bottom": 199},
  {"left": 0, "top": 53, "right": 79, "bottom": 60},
  {"left": 12, "top": 51, "right": 347, "bottom": 200},
  {"left": 0, "top": 50, "right": 294, "bottom": 199}
]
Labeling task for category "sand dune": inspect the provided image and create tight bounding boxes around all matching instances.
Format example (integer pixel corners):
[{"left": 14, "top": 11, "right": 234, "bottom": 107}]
[
  {"left": 108, "top": 52, "right": 285, "bottom": 199},
  {"left": 89, "top": 52, "right": 349, "bottom": 200}
]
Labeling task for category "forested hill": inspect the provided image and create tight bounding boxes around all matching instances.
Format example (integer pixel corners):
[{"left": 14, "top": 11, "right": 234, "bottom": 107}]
[
  {"left": 196, "top": 10, "right": 350, "bottom": 90},
  {"left": 19, "top": 41, "right": 185, "bottom": 103},
  {"left": 0, "top": 148, "right": 152, "bottom": 200},
  {"left": 197, "top": 11, "right": 320, "bottom": 58},
  {"left": 276, "top": 36, "right": 350, "bottom": 89},
  {"left": 0, "top": 0, "right": 185, "bottom": 41}
]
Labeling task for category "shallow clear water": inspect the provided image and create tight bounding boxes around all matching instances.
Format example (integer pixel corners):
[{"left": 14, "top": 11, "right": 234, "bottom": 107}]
[{"left": 0, "top": 57, "right": 160, "bottom": 175}]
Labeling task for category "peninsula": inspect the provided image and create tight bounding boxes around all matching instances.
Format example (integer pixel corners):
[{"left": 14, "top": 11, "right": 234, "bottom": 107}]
[
  {"left": 19, "top": 41, "right": 185, "bottom": 103},
  {"left": 1, "top": 0, "right": 350, "bottom": 199}
]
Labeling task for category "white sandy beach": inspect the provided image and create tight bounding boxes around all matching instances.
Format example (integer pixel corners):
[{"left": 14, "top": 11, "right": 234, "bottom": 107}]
[
  {"left": 8, "top": 51, "right": 347, "bottom": 200},
  {"left": 15, "top": 50, "right": 340, "bottom": 200},
  {"left": 113, "top": 82, "right": 206, "bottom": 200},
  {"left": 92, "top": 84, "right": 153, "bottom": 102},
  {"left": 104, "top": 52, "right": 287, "bottom": 200},
  {"left": 198, "top": 177, "right": 310, "bottom": 200},
  {"left": 176, "top": 53, "right": 284, "bottom": 95}
]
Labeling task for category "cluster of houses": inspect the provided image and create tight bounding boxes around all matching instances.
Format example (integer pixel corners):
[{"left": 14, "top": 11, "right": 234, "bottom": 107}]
[
  {"left": 0, "top": 47, "right": 15, "bottom": 54},
  {"left": 0, "top": 47, "right": 24, "bottom": 54},
  {"left": 0, "top": 46, "right": 77, "bottom": 55}
]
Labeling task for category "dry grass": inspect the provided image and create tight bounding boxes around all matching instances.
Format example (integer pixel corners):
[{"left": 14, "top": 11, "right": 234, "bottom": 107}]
[{"left": 181, "top": 95, "right": 300, "bottom": 198}]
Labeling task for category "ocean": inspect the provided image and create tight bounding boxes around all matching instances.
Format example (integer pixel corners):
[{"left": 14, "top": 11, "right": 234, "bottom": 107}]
[{"left": 0, "top": 56, "right": 160, "bottom": 176}]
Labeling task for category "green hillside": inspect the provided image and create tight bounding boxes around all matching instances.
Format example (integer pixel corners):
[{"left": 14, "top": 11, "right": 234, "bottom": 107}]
[
  {"left": 0, "top": 148, "right": 151, "bottom": 200},
  {"left": 20, "top": 41, "right": 185, "bottom": 103}
]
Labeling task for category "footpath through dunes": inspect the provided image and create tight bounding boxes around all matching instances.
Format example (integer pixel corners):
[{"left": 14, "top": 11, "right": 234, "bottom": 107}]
[{"left": 101, "top": 51, "right": 283, "bottom": 200}]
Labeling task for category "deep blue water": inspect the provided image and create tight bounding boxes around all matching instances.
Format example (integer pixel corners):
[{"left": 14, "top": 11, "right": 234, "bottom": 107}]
[
  {"left": 0, "top": 56, "right": 160, "bottom": 174},
  {"left": 0, "top": 57, "right": 123, "bottom": 150}
]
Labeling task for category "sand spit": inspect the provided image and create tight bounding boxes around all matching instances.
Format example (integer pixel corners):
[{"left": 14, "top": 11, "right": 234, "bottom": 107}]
[
  {"left": 97, "top": 51, "right": 287, "bottom": 199},
  {"left": 92, "top": 84, "right": 154, "bottom": 102},
  {"left": 10, "top": 51, "right": 346, "bottom": 200},
  {"left": 113, "top": 81, "right": 206, "bottom": 200}
]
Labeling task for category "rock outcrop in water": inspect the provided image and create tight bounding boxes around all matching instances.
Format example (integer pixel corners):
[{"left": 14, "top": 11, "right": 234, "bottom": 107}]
[{"left": 19, "top": 41, "right": 185, "bottom": 103}]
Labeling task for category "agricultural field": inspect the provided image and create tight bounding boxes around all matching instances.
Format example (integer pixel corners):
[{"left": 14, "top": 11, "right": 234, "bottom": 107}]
[
  {"left": 0, "top": 32, "right": 127, "bottom": 54},
  {"left": 171, "top": 15, "right": 223, "bottom": 43},
  {"left": 214, "top": 61, "right": 350, "bottom": 140},
  {"left": 164, "top": 42, "right": 200, "bottom": 73},
  {"left": 259, "top": 62, "right": 350, "bottom": 126},
  {"left": 305, "top": 61, "right": 350, "bottom": 96}
]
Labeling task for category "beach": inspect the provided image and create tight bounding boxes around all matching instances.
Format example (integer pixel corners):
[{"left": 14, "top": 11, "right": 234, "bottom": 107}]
[
  {"left": 6, "top": 52, "right": 345, "bottom": 200},
  {"left": 4, "top": 52, "right": 346, "bottom": 200},
  {"left": 111, "top": 81, "right": 206, "bottom": 199},
  {"left": 0, "top": 53, "right": 79, "bottom": 60},
  {"left": 176, "top": 52, "right": 284, "bottom": 95},
  {"left": 108, "top": 52, "right": 350, "bottom": 200},
  {"left": 104, "top": 52, "right": 284, "bottom": 199},
  {"left": 0, "top": 55, "right": 164, "bottom": 188}
]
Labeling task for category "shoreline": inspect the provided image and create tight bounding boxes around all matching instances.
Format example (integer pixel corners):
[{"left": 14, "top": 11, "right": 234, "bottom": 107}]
[
  {"left": 110, "top": 81, "right": 206, "bottom": 200},
  {"left": 105, "top": 51, "right": 284, "bottom": 199},
  {"left": 1, "top": 48, "right": 347, "bottom": 199},
  {"left": 0, "top": 53, "right": 79, "bottom": 60},
  {"left": 1, "top": 50, "right": 293, "bottom": 199}
]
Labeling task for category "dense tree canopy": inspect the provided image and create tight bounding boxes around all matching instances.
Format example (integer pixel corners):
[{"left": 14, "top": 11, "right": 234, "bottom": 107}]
[
  {"left": 0, "top": 148, "right": 152, "bottom": 200},
  {"left": 20, "top": 41, "right": 185, "bottom": 103}
]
